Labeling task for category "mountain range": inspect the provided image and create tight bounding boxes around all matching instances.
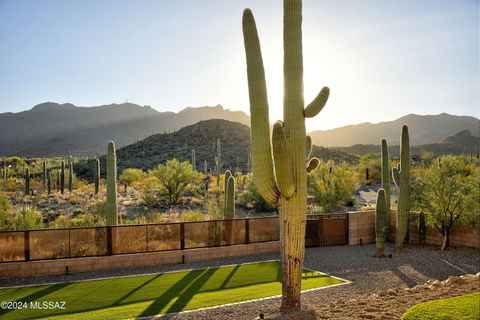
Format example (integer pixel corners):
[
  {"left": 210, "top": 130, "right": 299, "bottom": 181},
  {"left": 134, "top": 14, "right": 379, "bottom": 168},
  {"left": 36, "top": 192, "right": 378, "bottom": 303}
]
[
  {"left": 309, "top": 113, "right": 479, "bottom": 147},
  {"left": 0, "top": 102, "right": 478, "bottom": 157}
]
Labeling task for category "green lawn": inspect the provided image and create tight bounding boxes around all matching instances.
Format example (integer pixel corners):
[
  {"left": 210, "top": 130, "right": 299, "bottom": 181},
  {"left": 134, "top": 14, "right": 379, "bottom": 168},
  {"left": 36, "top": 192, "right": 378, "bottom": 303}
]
[
  {"left": 401, "top": 292, "right": 480, "bottom": 320},
  {"left": 0, "top": 261, "right": 344, "bottom": 319}
]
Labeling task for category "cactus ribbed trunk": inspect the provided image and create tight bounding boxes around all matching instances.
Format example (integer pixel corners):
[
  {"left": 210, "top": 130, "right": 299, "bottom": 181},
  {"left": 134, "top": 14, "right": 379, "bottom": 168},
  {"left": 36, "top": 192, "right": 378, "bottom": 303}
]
[
  {"left": 224, "top": 175, "right": 235, "bottom": 244},
  {"left": 56, "top": 170, "right": 60, "bottom": 192},
  {"left": 243, "top": 0, "right": 326, "bottom": 311},
  {"left": 375, "top": 188, "right": 386, "bottom": 257},
  {"left": 381, "top": 139, "right": 391, "bottom": 240},
  {"left": 191, "top": 149, "right": 196, "bottom": 171},
  {"left": 106, "top": 141, "right": 118, "bottom": 226},
  {"left": 224, "top": 170, "right": 232, "bottom": 209},
  {"left": 393, "top": 125, "right": 410, "bottom": 248},
  {"left": 94, "top": 158, "right": 100, "bottom": 194}
]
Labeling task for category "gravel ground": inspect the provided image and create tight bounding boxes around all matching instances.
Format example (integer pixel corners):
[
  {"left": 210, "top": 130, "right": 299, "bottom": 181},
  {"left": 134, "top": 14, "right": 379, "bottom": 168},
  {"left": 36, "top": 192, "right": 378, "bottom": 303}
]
[{"left": 1, "top": 244, "right": 478, "bottom": 319}]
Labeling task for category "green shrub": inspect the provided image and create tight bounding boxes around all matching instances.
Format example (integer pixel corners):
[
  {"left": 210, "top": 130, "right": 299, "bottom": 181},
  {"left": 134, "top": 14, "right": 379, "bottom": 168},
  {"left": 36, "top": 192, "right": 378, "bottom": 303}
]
[
  {"left": 179, "top": 209, "right": 206, "bottom": 222},
  {"left": 237, "top": 173, "right": 276, "bottom": 211}
]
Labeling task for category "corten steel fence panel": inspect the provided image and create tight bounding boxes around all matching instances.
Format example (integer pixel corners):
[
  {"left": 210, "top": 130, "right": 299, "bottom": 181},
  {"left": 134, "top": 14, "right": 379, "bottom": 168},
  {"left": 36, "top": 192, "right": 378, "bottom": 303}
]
[
  {"left": 70, "top": 227, "right": 108, "bottom": 257},
  {"left": 0, "top": 232, "right": 24, "bottom": 262},
  {"left": 30, "top": 229, "right": 70, "bottom": 260},
  {"left": 305, "top": 219, "right": 320, "bottom": 247},
  {"left": 249, "top": 217, "right": 280, "bottom": 243},
  {"left": 112, "top": 226, "right": 147, "bottom": 254},
  {"left": 217, "top": 220, "right": 247, "bottom": 246},
  {"left": 321, "top": 215, "right": 348, "bottom": 246},
  {"left": 184, "top": 221, "right": 217, "bottom": 249},
  {"left": 147, "top": 223, "right": 181, "bottom": 252}
]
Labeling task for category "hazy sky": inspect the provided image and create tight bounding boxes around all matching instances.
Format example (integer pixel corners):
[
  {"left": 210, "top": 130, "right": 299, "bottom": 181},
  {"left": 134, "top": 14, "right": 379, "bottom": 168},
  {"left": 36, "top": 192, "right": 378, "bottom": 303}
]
[{"left": 0, "top": 0, "right": 478, "bottom": 131}]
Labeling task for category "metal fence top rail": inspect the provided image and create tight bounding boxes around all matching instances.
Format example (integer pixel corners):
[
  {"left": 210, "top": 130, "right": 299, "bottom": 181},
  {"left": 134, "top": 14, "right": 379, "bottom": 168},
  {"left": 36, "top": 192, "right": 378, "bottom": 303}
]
[{"left": 0, "top": 215, "right": 283, "bottom": 233}]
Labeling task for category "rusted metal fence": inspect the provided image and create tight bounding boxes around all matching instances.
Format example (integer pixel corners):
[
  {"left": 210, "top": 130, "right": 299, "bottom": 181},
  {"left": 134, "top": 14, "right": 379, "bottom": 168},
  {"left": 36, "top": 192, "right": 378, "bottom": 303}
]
[{"left": 0, "top": 214, "right": 348, "bottom": 263}]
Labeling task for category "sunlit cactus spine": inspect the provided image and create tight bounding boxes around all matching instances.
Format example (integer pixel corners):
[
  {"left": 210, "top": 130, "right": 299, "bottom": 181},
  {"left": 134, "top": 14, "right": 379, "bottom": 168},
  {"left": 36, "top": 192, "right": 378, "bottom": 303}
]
[
  {"left": 392, "top": 125, "right": 411, "bottom": 248},
  {"left": 242, "top": 0, "right": 327, "bottom": 310},
  {"left": 381, "top": 139, "right": 391, "bottom": 240},
  {"left": 191, "top": 148, "right": 196, "bottom": 171},
  {"left": 47, "top": 170, "right": 52, "bottom": 195},
  {"left": 24, "top": 167, "right": 30, "bottom": 195},
  {"left": 105, "top": 141, "right": 118, "bottom": 226},
  {"left": 94, "top": 158, "right": 100, "bottom": 194},
  {"left": 60, "top": 161, "right": 65, "bottom": 194},
  {"left": 375, "top": 188, "right": 386, "bottom": 257}
]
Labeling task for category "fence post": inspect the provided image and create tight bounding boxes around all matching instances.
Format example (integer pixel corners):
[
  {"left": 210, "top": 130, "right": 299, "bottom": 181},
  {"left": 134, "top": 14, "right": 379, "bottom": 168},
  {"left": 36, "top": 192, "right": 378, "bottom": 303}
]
[
  {"left": 24, "top": 230, "right": 30, "bottom": 261},
  {"left": 107, "top": 226, "right": 113, "bottom": 255},
  {"left": 180, "top": 223, "right": 185, "bottom": 250},
  {"left": 245, "top": 219, "right": 250, "bottom": 244}
]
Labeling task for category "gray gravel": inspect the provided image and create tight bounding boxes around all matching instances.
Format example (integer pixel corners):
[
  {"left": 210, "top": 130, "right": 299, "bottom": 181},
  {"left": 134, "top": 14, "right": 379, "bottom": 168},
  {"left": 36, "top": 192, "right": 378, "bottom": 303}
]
[{"left": 1, "top": 244, "right": 479, "bottom": 320}]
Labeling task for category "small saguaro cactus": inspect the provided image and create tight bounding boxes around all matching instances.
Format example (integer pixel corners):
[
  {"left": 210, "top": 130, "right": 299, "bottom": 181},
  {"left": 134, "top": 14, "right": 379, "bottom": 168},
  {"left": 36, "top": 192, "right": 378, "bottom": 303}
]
[
  {"left": 375, "top": 188, "right": 386, "bottom": 257},
  {"left": 56, "top": 170, "right": 60, "bottom": 191},
  {"left": 366, "top": 167, "right": 369, "bottom": 181},
  {"left": 204, "top": 160, "right": 208, "bottom": 174},
  {"left": 242, "top": 0, "right": 327, "bottom": 310},
  {"left": 381, "top": 139, "right": 391, "bottom": 240},
  {"left": 223, "top": 170, "right": 233, "bottom": 216},
  {"left": 191, "top": 148, "right": 196, "bottom": 171},
  {"left": 94, "top": 158, "right": 100, "bottom": 194},
  {"left": 224, "top": 175, "right": 235, "bottom": 219},
  {"left": 105, "top": 141, "right": 118, "bottom": 226},
  {"left": 24, "top": 167, "right": 30, "bottom": 195},
  {"left": 47, "top": 170, "right": 52, "bottom": 195},
  {"left": 68, "top": 162, "right": 73, "bottom": 192},
  {"left": 42, "top": 160, "right": 47, "bottom": 189},
  {"left": 60, "top": 161, "right": 65, "bottom": 194},
  {"left": 392, "top": 125, "right": 411, "bottom": 249}
]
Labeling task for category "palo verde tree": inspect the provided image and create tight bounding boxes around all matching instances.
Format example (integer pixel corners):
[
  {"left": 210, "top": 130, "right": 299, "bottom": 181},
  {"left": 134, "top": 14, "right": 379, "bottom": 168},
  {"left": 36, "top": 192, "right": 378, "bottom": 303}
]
[
  {"left": 150, "top": 159, "right": 203, "bottom": 205},
  {"left": 242, "top": 0, "right": 329, "bottom": 310},
  {"left": 412, "top": 155, "right": 479, "bottom": 250}
]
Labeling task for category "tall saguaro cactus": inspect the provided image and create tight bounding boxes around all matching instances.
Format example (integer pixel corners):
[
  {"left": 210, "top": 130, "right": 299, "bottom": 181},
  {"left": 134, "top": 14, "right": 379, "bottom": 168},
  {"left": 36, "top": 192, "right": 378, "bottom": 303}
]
[
  {"left": 224, "top": 175, "right": 235, "bottom": 219},
  {"left": 105, "top": 141, "right": 118, "bottom": 226},
  {"left": 375, "top": 188, "right": 386, "bottom": 257},
  {"left": 392, "top": 125, "right": 410, "bottom": 248},
  {"left": 47, "top": 171, "right": 52, "bottom": 195},
  {"left": 242, "top": 0, "right": 327, "bottom": 310},
  {"left": 60, "top": 161, "right": 65, "bottom": 194},
  {"left": 381, "top": 139, "right": 391, "bottom": 239},
  {"left": 42, "top": 161, "right": 47, "bottom": 190},
  {"left": 94, "top": 158, "right": 100, "bottom": 194}
]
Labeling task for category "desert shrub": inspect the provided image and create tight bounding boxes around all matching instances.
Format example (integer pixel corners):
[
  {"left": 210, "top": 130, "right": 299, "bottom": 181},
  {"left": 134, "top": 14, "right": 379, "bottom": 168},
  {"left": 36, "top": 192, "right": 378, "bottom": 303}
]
[
  {"left": 308, "top": 161, "right": 358, "bottom": 213},
  {"left": 0, "top": 191, "right": 13, "bottom": 229},
  {"left": 178, "top": 209, "right": 206, "bottom": 222},
  {"left": 359, "top": 153, "right": 381, "bottom": 184},
  {"left": 14, "top": 206, "right": 43, "bottom": 230},
  {"left": 411, "top": 155, "right": 480, "bottom": 250},
  {"left": 149, "top": 159, "right": 203, "bottom": 205},
  {"left": 237, "top": 173, "right": 277, "bottom": 211},
  {"left": 204, "top": 195, "right": 224, "bottom": 220},
  {"left": 119, "top": 168, "right": 145, "bottom": 187}
]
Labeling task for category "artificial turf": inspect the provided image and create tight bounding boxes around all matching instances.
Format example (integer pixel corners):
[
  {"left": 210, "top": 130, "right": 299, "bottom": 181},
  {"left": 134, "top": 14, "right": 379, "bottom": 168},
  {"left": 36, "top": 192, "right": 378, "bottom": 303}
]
[
  {"left": 401, "top": 292, "right": 480, "bottom": 320},
  {"left": 0, "top": 261, "right": 344, "bottom": 319}
]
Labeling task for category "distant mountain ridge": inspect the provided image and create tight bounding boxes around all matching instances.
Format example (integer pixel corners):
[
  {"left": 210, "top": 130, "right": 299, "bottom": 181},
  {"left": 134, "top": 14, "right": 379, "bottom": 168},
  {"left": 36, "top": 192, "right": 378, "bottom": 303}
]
[
  {"left": 310, "top": 113, "right": 479, "bottom": 147},
  {"left": 0, "top": 102, "right": 250, "bottom": 156},
  {"left": 335, "top": 130, "right": 480, "bottom": 157},
  {"left": 75, "top": 119, "right": 359, "bottom": 179}
]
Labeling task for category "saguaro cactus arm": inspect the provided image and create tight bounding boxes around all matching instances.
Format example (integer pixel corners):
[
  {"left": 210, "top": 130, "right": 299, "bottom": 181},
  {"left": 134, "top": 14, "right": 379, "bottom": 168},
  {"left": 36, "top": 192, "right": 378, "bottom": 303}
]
[
  {"left": 306, "top": 135, "right": 312, "bottom": 159},
  {"left": 272, "top": 121, "right": 295, "bottom": 198},
  {"left": 304, "top": 87, "right": 330, "bottom": 118},
  {"left": 306, "top": 157, "right": 320, "bottom": 173},
  {"left": 243, "top": 9, "right": 279, "bottom": 204}
]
